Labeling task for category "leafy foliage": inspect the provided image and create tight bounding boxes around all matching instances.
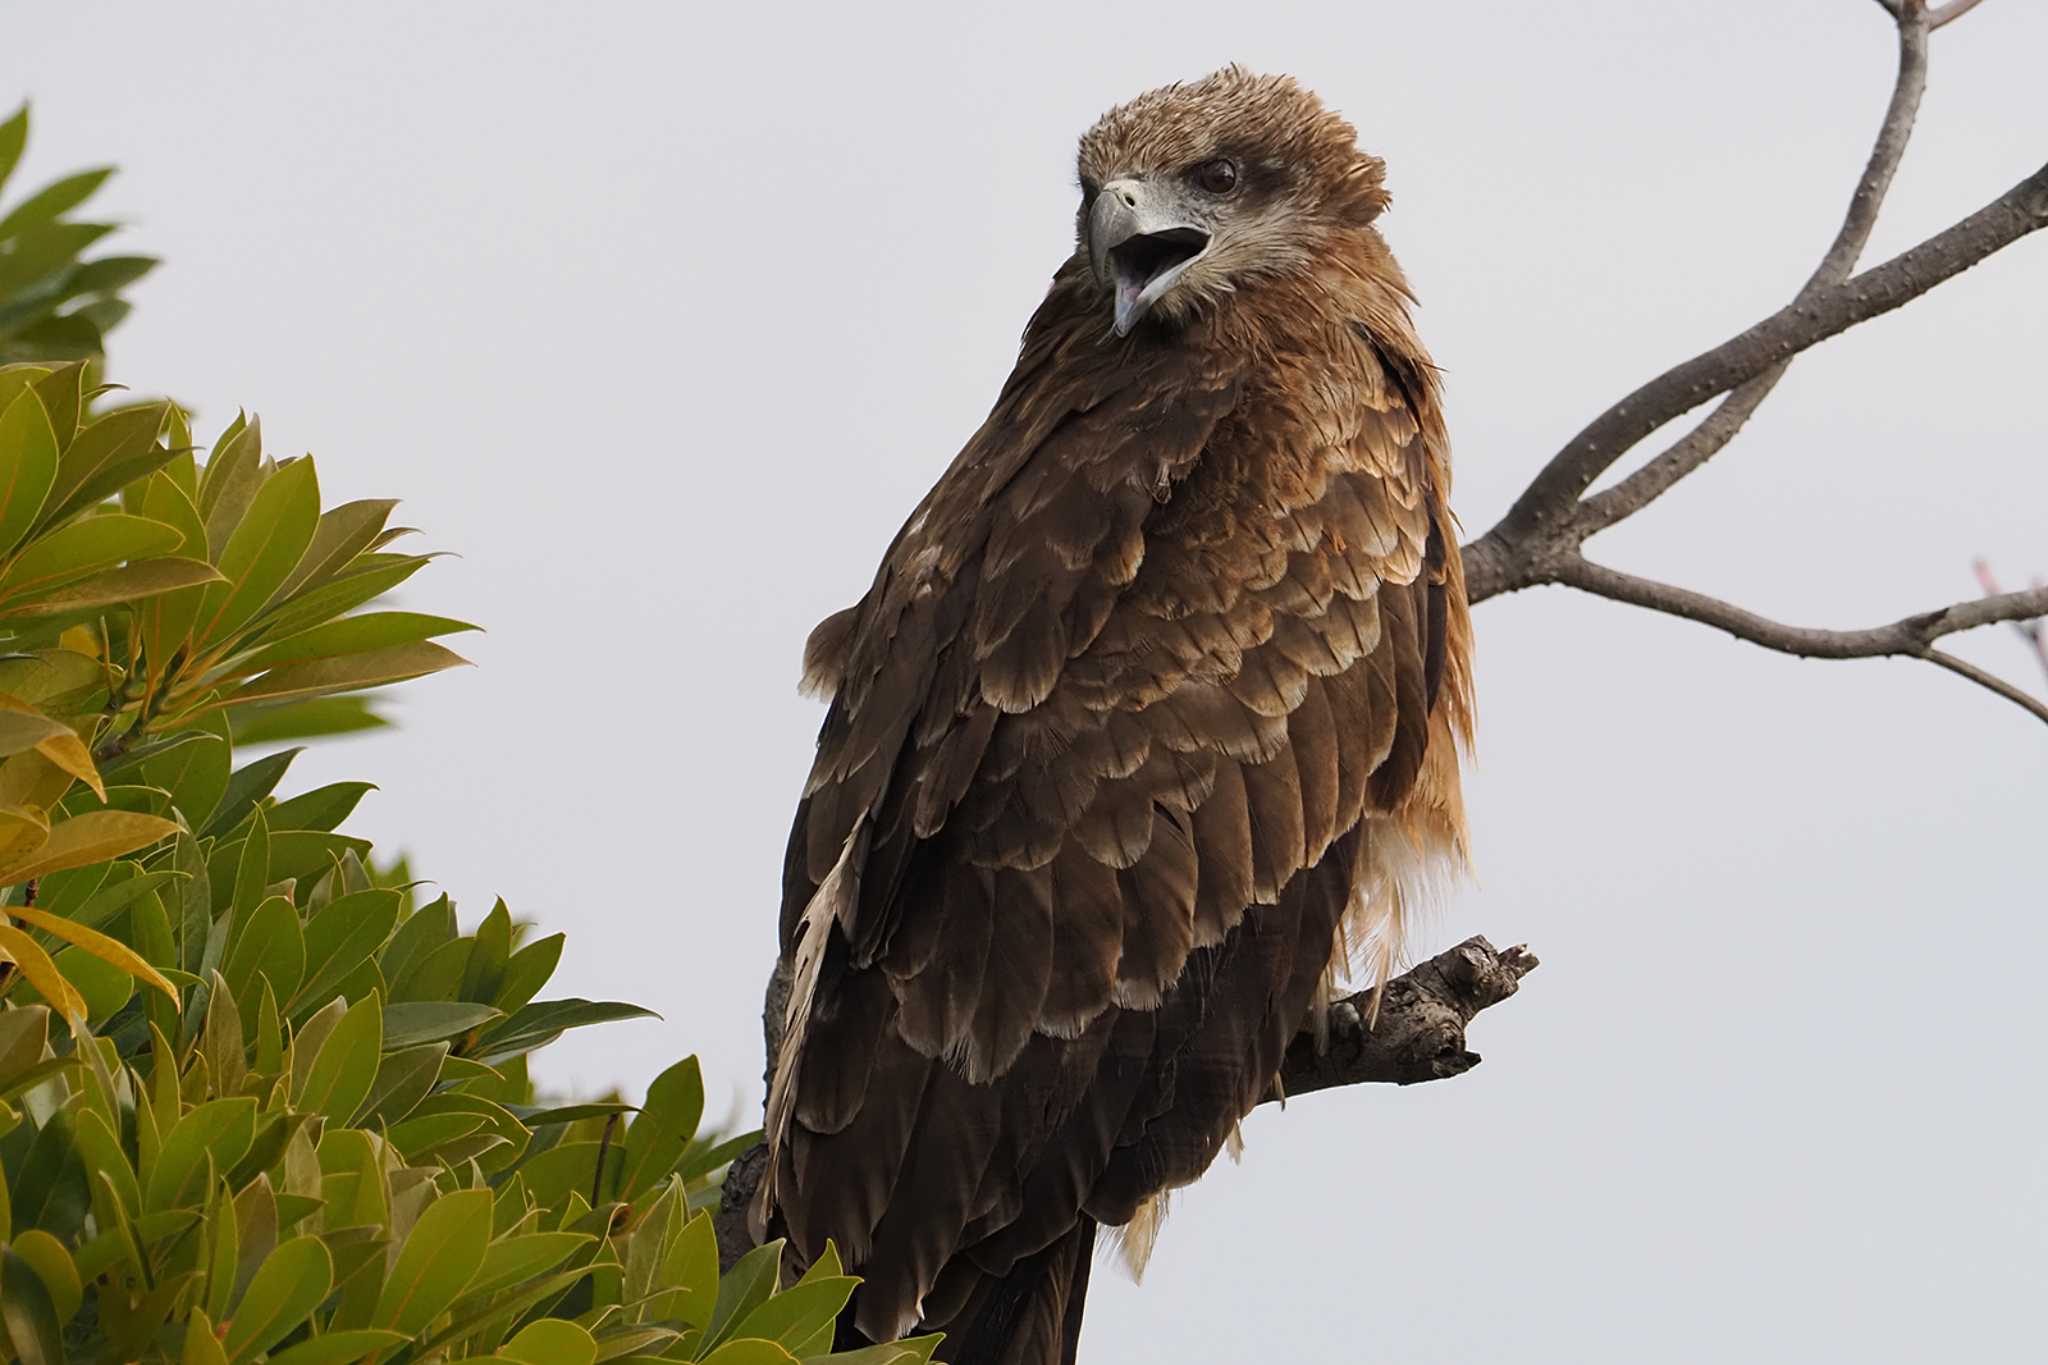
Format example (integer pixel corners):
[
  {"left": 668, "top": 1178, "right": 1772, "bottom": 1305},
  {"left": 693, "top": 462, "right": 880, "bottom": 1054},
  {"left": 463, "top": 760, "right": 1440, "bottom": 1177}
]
[
  {"left": 0, "top": 106, "right": 155, "bottom": 366},
  {"left": 0, "top": 220, "right": 931, "bottom": 1365}
]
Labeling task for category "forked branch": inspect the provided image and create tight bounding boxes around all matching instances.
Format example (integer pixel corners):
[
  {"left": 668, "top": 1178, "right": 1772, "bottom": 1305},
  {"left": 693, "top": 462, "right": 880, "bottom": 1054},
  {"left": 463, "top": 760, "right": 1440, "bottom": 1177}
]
[
  {"left": 1463, "top": 0, "right": 2048, "bottom": 726},
  {"left": 1553, "top": 560, "right": 2048, "bottom": 724}
]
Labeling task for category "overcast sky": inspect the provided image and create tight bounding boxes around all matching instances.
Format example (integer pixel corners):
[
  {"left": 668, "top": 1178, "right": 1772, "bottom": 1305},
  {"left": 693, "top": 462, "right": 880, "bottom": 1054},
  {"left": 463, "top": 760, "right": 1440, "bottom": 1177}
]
[{"left": 18, "top": 2, "right": 2048, "bottom": 1360}]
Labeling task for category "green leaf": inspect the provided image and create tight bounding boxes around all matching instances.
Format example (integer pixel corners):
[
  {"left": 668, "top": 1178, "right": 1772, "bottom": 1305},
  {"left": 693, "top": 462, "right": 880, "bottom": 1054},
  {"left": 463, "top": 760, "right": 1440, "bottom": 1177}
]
[
  {"left": 239, "top": 611, "right": 480, "bottom": 674},
  {"left": 373, "top": 1186, "right": 492, "bottom": 1335},
  {"left": 461, "top": 899, "right": 511, "bottom": 1004},
  {"left": 0, "top": 556, "right": 222, "bottom": 617},
  {"left": 293, "top": 889, "right": 400, "bottom": 1016},
  {"left": 194, "top": 456, "right": 320, "bottom": 646},
  {"left": 502, "top": 1320, "right": 598, "bottom": 1365},
  {"left": 700, "top": 1342, "right": 797, "bottom": 1365},
  {"left": 493, "top": 932, "right": 563, "bottom": 1016},
  {"left": 360, "top": 1042, "right": 446, "bottom": 1125},
  {"left": 144, "top": 1098, "right": 256, "bottom": 1213},
  {"left": 0, "top": 386, "right": 60, "bottom": 556},
  {"left": 0, "top": 107, "right": 25, "bottom": 200},
  {"left": 8, "top": 1229, "right": 81, "bottom": 1325},
  {"left": 730, "top": 1276, "right": 859, "bottom": 1353},
  {"left": 229, "top": 696, "right": 385, "bottom": 746},
  {"left": 265, "top": 780, "right": 375, "bottom": 832},
  {"left": 222, "top": 1236, "right": 334, "bottom": 1363},
  {"left": 264, "top": 1329, "right": 410, "bottom": 1365},
  {"left": 203, "top": 747, "right": 301, "bottom": 838},
  {"left": 619, "top": 1056, "right": 704, "bottom": 1201},
  {"left": 476, "top": 999, "right": 661, "bottom": 1064},
  {"left": 383, "top": 1000, "right": 502, "bottom": 1050},
  {"left": 0, "top": 1245, "right": 67, "bottom": 1365},
  {"left": 0, "top": 167, "right": 112, "bottom": 240},
  {"left": 136, "top": 724, "right": 230, "bottom": 830},
  {"left": 704, "top": 1239, "right": 783, "bottom": 1352},
  {"left": 223, "top": 640, "right": 471, "bottom": 709},
  {"left": 296, "top": 989, "right": 381, "bottom": 1121},
  {"left": 276, "top": 498, "right": 398, "bottom": 599},
  {"left": 221, "top": 894, "right": 306, "bottom": 1012},
  {"left": 468, "top": 1231, "right": 593, "bottom": 1300},
  {"left": 0, "top": 514, "right": 183, "bottom": 604},
  {"left": 45, "top": 403, "right": 171, "bottom": 528},
  {"left": 181, "top": 1311, "right": 230, "bottom": 1365},
  {"left": 254, "top": 552, "right": 438, "bottom": 643}
]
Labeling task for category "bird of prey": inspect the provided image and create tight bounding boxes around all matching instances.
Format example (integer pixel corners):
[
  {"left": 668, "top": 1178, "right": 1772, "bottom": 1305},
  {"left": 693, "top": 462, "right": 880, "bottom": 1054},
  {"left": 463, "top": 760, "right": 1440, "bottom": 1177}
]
[{"left": 760, "top": 67, "right": 1474, "bottom": 1365}]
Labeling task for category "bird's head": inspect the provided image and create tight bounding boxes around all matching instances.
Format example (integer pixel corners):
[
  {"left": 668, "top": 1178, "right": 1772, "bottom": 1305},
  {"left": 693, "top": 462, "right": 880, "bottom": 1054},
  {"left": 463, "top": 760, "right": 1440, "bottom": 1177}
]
[{"left": 1076, "top": 67, "right": 1391, "bottom": 337}]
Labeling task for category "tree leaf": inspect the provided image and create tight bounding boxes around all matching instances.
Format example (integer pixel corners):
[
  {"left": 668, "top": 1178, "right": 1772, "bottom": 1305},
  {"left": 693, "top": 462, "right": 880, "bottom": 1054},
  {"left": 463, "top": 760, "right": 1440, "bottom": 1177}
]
[
  {"left": 292, "top": 889, "right": 400, "bottom": 1016},
  {"left": 296, "top": 990, "right": 382, "bottom": 1121},
  {"left": 0, "top": 1245, "right": 67, "bottom": 1365},
  {"left": 475, "top": 999, "right": 661, "bottom": 1064},
  {"left": 146, "top": 1098, "right": 258, "bottom": 1213},
  {"left": 238, "top": 611, "right": 479, "bottom": 674},
  {"left": 383, "top": 1001, "right": 502, "bottom": 1050},
  {"left": 0, "top": 386, "right": 59, "bottom": 557},
  {"left": 502, "top": 1320, "right": 597, "bottom": 1365},
  {"left": 265, "top": 780, "right": 375, "bottom": 833},
  {"left": 0, "top": 107, "right": 26, "bottom": 200},
  {"left": 0, "top": 514, "right": 183, "bottom": 604},
  {"left": 619, "top": 1056, "right": 704, "bottom": 1202},
  {"left": 0, "top": 556, "right": 223, "bottom": 617},
  {"left": 0, "top": 810, "right": 179, "bottom": 883},
  {"left": 202, "top": 747, "right": 301, "bottom": 838},
  {"left": 8, "top": 1229, "right": 81, "bottom": 1325},
  {"left": 373, "top": 1186, "right": 492, "bottom": 1335},
  {"left": 6, "top": 903, "right": 178, "bottom": 999},
  {"left": 264, "top": 1330, "right": 410, "bottom": 1365},
  {"left": 193, "top": 456, "right": 320, "bottom": 647},
  {"left": 221, "top": 894, "right": 306, "bottom": 1010},
  {"left": 0, "top": 922, "right": 86, "bottom": 1022},
  {"left": 467, "top": 1231, "right": 594, "bottom": 1300},
  {"left": 0, "top": 167, "right": 113, "bottom": 240},
  {"left": 223, "top": 1236, "right": 334, "bottom": 1363},
  {"left": 222, "top": 640, "right": 471, "bottom": 709}
]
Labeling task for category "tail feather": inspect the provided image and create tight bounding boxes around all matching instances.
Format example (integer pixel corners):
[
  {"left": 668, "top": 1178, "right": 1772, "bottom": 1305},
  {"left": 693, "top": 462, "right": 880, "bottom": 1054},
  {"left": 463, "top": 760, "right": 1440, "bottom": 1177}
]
[{"left": 945, "top": 1218, "right": 1098, "bottom": 1365}]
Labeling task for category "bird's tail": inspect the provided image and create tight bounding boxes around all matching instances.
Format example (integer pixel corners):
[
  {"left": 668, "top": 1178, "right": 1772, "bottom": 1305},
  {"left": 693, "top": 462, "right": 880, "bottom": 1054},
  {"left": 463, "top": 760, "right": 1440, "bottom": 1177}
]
[{"left": 946, "top": 1217, "right": 1098, "bottom": 1365}]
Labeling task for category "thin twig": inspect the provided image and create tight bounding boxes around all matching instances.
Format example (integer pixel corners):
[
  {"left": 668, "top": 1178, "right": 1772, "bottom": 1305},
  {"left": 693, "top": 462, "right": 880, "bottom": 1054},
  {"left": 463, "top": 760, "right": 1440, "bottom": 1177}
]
[
  {"left": 1929, "top": 0, "right": 1988, "bottom": 29},
  {"left": 1920, "top": 649, "right": 2048, "bottom": 725},
  {"left": 1552, "top": 556, "right": 2048, "bottom": 724},
  {"left": 1575, "top": 7, "right": 1931, "bottom": 539}
]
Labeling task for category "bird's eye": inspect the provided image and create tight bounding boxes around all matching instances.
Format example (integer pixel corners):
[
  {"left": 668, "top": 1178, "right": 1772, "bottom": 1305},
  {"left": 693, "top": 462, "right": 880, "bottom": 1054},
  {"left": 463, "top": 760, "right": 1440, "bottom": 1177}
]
[{"left": 1193, "top": 158, "right": 1238, "bottom": 195}]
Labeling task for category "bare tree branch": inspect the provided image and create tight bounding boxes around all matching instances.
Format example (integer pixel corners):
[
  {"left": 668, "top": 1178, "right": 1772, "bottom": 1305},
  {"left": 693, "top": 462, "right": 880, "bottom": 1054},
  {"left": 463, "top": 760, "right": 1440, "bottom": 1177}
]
[
  {"left": 1275, "top": 937, "right": 1538, "bottom": 1098},
  {"left": 1920, "top": 649, "right": 2048, "bottom": 725},
  {"left": 1550, "top": 556, "right": 2048, "bottom": 724},
  {"left": 1471, "top": 154, "right": 2048, "bottom": 580},
  {"left": 1573, "top": 9, "right": 1930, "bottom": 540}
]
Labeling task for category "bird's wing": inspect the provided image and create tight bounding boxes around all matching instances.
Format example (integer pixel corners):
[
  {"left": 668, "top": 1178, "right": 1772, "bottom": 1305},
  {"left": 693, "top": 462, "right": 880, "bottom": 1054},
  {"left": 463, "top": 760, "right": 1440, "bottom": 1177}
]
[{"left": 768, "top": 294, "right": 1456, "bottom": 1342}]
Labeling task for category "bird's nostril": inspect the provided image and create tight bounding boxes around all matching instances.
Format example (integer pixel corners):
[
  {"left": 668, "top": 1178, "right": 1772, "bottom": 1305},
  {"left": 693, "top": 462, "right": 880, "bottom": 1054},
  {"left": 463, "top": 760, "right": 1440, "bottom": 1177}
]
[{"left": 1119, "top": 190, "right": 1138, "bottom": 208}]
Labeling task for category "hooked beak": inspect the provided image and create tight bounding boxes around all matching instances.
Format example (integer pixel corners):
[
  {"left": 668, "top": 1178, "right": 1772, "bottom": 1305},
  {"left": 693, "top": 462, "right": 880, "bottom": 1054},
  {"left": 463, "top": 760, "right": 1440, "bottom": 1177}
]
[{"left": 1088, "top": 178, "right": 1211, "bottom": 337}]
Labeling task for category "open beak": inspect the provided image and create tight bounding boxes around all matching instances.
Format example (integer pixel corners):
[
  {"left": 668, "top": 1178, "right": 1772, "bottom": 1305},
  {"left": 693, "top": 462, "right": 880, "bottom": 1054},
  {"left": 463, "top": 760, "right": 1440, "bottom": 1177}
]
[{"left": 1088, "top": 178, "right": 1211, "bottom": 337}]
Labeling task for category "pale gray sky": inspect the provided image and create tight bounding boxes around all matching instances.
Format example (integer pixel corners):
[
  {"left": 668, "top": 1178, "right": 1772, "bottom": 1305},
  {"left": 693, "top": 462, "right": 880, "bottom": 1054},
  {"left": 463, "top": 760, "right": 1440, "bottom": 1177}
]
[{"left": 18, "top": 2, "right": 2047, "bottom": 1360}]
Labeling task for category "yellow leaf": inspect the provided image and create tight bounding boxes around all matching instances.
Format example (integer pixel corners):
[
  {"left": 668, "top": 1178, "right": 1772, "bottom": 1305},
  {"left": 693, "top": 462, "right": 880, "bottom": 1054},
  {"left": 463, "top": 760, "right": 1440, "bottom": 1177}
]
[
  {"left": 0, "top": 692, "right": 101, "bottom": 798},
  {"left": 0, "top": 750, "right": 74, "bottom": 813},
  {"left": 0, "top": 802, "right": 49, "bottom": 864},
  {"left": 0, "top": 922, "right": 87, "bottom": 1023},
  {"left": 0, "top": 810, "right": 179, "bottom": 884},
  {"left": 7, "top": 904, "right": 177, "bottom": 1001}
]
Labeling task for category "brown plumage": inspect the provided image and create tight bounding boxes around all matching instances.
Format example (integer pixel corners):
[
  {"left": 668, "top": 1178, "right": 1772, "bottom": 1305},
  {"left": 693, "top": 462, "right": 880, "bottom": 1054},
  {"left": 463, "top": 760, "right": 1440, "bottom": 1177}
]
[{"left": 762, "top": 67, "right": 1474, "bottom": 1364}]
